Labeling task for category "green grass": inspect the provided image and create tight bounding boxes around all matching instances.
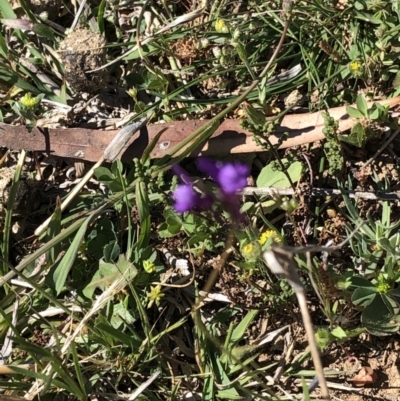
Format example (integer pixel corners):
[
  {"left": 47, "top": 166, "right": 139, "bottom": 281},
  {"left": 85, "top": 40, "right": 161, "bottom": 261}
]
[{"left": 1, "top": 0, "right": 400, "bottom": 399}]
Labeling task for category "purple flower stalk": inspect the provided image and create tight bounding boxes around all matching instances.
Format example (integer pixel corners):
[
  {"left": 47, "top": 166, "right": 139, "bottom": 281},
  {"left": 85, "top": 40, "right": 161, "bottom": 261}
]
[
  {"left": 172, "top": 157, "right": 250, "bottom": 216},
  {"left": 172, "top": 184, "right": 201, "bottom": 213},
  {"left": 196, "top": 157, "right": 250, "bottom": 195}
]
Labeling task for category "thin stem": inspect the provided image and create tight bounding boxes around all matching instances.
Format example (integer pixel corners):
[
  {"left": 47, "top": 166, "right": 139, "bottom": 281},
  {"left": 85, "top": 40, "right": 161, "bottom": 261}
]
[{"left": 296, "top": 289, "right": 330, "bottom": 400}]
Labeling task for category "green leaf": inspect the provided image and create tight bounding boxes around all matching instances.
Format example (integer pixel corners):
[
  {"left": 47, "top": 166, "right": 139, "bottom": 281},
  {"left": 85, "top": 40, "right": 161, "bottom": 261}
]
[
  {"left": 94, "top": 166, "right": 114, "bottom": 181},
  {"left": 136, "top": 181, "right": 151, "bottom": 248},
  {"left": 377, "top": 237, "right": 397, "bottom": 254},
  {"left": 315, "top": 328, "right": 332, "bottom": 350},
  {"left": 111, "top": 159, "right": 123, "bottom": 177},
  {"left": 351, "top": 286, "right": 377, "bottom": 307},
  {"left": 211, "top": 357, "right": 240, "bottom": 399},
  {"left": 51, "top": 216, "right": 95, "bottom": 295},
  {"left": 350, "top": 275, "right": 376, "bottom": 288},
  {"left": 256, "top": 159, "right": 304, "bottom": 188},
  {"left": 229, "top": 310, "right": 259, "bottom": 345},
  {"left": 346, "top": 106, "right": 364, "bottom": 119},
  {"left": 46, "top": 198, "right": 62, "bottom": 264},
  {"left": 338, "top": 122, "right": 365, "bottom": 147},
  {"left": 356, "top": 95, "right": 368, "bottom": 117},
  {"left": 109, "top": 303, "right": 137, "bottom": 328},
  {"left": 97, "top": 0, "right": 107, "bottom": 34},
  {"left": 354, "top": 11, "right": 382, "bottom": 24},
  {"left": 331, "top": 326, "right": 348, "bottom": 340},
  {"left": 96, "top": 322, "right": 140, "bottom": 348},
  {"left": 83, "top": 255, "right": 137, "bottom": 298},
  {"left": 33, "top": 23, "right": 55, "bottom": 40},
  {"left": 141, "top": 127, "right": 166, "bottom": 164},
  {"left": 369, "top": 107, "right": 380, "bottom": 120},
  {"left": 103, "top": 240, "right": 120, "bottom": 262},
  {"left": 124, "top": 43, "right": 159, "bottom": 60},
  {"left": 0, "top": 0, "right": 17, "bottom": 19},
  {"left": 231, "top": 260, "right": 256, "bottom": 270},
  {"left": 361, "top": 294, "right": 400, "bottom": 336},
  {"left": 393, "top": 70, "right": 400, "bottom": 89},
  {"left": 0, "top": 67, "right": 40, "bottom": 93},
  {"left": 0, "top": 31, "right": 7, "bottom": 58}
]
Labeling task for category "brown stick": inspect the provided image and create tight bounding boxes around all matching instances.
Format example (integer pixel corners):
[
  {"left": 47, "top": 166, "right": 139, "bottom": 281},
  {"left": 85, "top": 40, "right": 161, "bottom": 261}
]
[{"left": 1, "top": 97, "right": 399, "bottom": 162}]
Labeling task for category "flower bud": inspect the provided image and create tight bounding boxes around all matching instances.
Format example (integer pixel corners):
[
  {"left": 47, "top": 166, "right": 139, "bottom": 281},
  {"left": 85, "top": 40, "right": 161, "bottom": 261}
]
[
  {"left": 200, "top": 38, "right": 209, "bottom": 48},
  {"left": 212, "top": 46, "right": 222, "bottom": 59}
]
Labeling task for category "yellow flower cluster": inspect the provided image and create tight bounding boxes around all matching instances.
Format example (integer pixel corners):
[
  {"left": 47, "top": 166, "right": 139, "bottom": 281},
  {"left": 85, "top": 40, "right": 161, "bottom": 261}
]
[
  {"left": 143, "top": 260, "right": 156, "bottom": 273},
  {"left": 258, "top": 230, "right": 281, "bottom": 245},
  {"left": 146, "top": 285, "right": 164, "bottom": 308},
  {"left": 215, "top": 18, "right": 229, "bottom": 33},
  {"left": 20, "top": 93, "right": 39, "bottom": 109},
  {"left": 242, "top": 243, "right": 254, "bottom": 255},
  {"left": 349, "top": 61, "right": 363, "bottom": 77}
]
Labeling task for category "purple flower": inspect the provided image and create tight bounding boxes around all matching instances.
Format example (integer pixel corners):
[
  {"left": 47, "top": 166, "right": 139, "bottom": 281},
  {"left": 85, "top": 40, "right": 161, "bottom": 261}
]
[
  {"left": 171, "top": 158, "right": 250, "bottom": 217},
  {"left": 173, "top": 184, "right": 201, "bottom": 213},
  {"left": 197, "top": 157, "right": 250, "bottom": 194}
]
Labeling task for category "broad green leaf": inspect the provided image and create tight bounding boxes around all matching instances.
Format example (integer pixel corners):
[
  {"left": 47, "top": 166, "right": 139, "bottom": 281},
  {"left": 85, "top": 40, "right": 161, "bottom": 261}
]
[
  {"left": 256, "top": 159, "right": 304, "bottom": 188},
  {"left": 103, "top": 240, "right": 120, "bottom": 262},
  {"left": 158, "top": 222, "right": 179, "bottom": 238},
  {"left": 331, "top": 326, "right": 348, "bottom": 340},
  {"left": 350, "top": 275, "right": 375, "bottom": 288},
  {"left": 369, "top": 107, "right": 380, "bottom": 120},
  {"left": 377, "top": 238, "right": 397, "bottom": 254},
  {"left": 361, "top": 294, "right": 400, "bottom": 336},
  {"left": 109, "top": 303, "right": 136, "bottom": 328},
  {"left": 351, "top": 286, "right": 377, "bottom": 307},
  {"left": 338, "top": 122, "right": 365, "bottom": 147},
  {"left": 356, "top": 95, "right": 368, "bottom": 117},
  {"left": 393, "top": 70, "right": 400, "bottom": 89},
  {"left": 346, "top": 106, "right": 364, "bottom": 119},
  {"left": 83, "top": 255, "right": 137, "bottom": 298},
  {"left": 94, "top": 166, "right": 114, "bottom": 181},
  {"left": 315, "top": 328, "right": 332, "bottom": 350}
]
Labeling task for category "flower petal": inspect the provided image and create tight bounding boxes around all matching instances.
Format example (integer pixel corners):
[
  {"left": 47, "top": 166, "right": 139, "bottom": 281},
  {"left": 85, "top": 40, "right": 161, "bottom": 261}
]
[
  {"left": 173, "top": 184, "right": 200, "bottom": 213},
  {"left": 217, "top": 162, "right": 250, "bottom": 194},
  {"left": 197, "top": 157, "right": 220, "bottom": 180}
]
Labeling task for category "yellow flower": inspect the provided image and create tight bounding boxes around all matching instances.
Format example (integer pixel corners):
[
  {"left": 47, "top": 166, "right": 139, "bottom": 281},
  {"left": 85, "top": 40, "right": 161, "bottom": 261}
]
[
  {"left": 240, "top": 241, "right": 260, "bottom": 261},
  {"left": 242, "top": 243, "right": 254, "bottom": 255},
  {"left": 215, "top": 18, "right": 228, "bottom": 33},
  {"left": 143, "top": 260, "right": 156, "bottom": 273},
  {"left": 376, "top": 274, "right": 390, "bottom": 293},
  {"left": 349, "top": 61, "right": 363, "bottom": 77},
  {"left": 20, "top": 93, "right": 40, "bottom": 109},
  {"left": 146, "top": 285, "right": 164, "bottom": 308},
  {"left": 258, "top": 230, "right": 281, "bottom": 245}
]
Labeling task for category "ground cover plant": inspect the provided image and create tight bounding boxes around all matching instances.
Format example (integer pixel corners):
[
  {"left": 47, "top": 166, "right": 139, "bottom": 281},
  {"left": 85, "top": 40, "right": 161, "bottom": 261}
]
[{"left": 3, "top": 0, "right": 400, "bottom": 400}]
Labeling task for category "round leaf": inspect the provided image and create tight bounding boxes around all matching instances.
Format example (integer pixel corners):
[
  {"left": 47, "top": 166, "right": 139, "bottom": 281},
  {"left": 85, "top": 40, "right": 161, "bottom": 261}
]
[{"left": 256, "top": 159, "right": 304, "bottom": 188}]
